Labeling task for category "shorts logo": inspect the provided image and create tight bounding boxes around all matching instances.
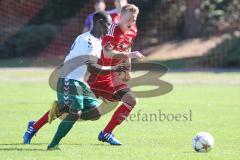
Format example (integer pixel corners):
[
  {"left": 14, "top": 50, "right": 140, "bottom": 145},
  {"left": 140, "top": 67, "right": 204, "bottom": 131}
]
[{"left": 63, "top": 78, "right": 70, "bottom": 106}]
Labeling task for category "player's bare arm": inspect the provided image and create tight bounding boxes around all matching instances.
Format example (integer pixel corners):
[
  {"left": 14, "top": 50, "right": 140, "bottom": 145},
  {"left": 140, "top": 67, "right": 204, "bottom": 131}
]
[
  {"left": 103, "top": 43, "right": 144, "bottom": 59},
  {"left": 87, "top": 60, "right": 129, "bottom": 75}
]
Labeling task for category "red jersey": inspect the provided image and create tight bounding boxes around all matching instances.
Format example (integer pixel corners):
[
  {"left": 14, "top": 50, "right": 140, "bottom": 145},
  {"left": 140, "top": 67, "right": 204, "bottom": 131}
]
[
  {"left": 110, "top": 12, "right": 121, "bottom": 23},
  {"left": 108, "top": 9, "right": 121, "bottom": 23},
  {"left": 88, "top": 23, "right": 137, "bottom": 83},
  {"left": 99, "top": 23, "right": 137, "bottom": 66}
]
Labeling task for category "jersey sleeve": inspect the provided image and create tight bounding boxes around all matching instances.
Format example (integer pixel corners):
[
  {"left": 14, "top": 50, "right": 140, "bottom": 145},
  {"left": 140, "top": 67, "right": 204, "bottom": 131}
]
[
  {"left": 66, "top": 36, "right": 92, "bottom": 61},
  {"left": 74, "top": 37, "right": 91, "bottom": 54},
  {"left": 102, "top": 35, "right": 115, "bottom": 50},
  {"left": 102, "top": 23, "right": 117, "bottom": 50},
  {"left": 88, "top": 41, "right": 101, "bottom": 61},
  {"left": 64, "top": 38, "right": 89, "bottom": 66}
]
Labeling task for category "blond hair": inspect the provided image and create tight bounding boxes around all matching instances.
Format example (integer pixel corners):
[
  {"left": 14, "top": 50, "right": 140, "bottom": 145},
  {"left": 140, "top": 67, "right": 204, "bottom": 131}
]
[{"left": 121, "top": 4, "right": 139, "bottom": 15}]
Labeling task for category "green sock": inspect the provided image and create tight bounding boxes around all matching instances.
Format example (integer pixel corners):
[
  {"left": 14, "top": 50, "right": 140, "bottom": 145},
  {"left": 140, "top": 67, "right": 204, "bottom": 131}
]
[{"left": 48, "top": 114, "right": 78, "bottom": 148}]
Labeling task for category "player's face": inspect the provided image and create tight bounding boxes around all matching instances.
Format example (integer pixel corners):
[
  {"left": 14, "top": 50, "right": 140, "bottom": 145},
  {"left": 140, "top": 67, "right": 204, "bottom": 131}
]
[
  {"left": 120, "top": 12, "right": 137, "bottom": 31},
  {"left": 100, "top": 15, "right": 112, "bottom": 35}
]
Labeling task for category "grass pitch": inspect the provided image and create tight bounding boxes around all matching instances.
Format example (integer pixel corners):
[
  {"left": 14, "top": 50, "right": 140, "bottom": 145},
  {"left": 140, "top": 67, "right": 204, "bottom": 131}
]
[{"left": 0, "top": 68, "right": 239, "bottom": 160}]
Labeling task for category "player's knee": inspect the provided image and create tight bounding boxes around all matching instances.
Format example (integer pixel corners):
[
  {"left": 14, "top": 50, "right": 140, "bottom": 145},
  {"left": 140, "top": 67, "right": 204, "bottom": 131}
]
[
  {"left": 123, "top": 95, "right": 137, "bottom": 107},
  {"left": 80, "top": 107, "right": 101, "bottom": 121},
  {"left": 67, "top": 112, "right": 81, "bottom": 122},
  {"left": 90, "top": 109, "right": 101, "bottom": 121},
  {"left": 130, "top": 96, "right": 137, "bottom": 107}
]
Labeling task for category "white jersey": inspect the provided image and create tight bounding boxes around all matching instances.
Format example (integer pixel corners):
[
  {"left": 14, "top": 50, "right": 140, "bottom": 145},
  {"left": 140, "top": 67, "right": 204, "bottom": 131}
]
[{"left": 60, "top": 32, "right": 101, "bottom": 82}]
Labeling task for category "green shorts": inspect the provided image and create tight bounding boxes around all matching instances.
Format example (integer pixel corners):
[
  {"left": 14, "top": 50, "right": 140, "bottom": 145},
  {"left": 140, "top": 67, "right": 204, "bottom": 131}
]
[{"left": 57, "top": 78, "right": 99, "bottom": 112}]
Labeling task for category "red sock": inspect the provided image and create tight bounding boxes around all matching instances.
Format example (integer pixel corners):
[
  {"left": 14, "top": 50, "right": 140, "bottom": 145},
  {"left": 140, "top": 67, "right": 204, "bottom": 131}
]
[
  {"left": 104, "top": 103, "right": 132, "bottom": 133},
  {"left": 33, "top": 110, "right": 49, "bottom": 131}
]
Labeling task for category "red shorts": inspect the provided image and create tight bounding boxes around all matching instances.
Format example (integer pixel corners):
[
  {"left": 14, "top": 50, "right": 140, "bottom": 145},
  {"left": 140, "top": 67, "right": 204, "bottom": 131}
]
[{"left": 88, "top": 75, "right": 129, "bottom": 101}]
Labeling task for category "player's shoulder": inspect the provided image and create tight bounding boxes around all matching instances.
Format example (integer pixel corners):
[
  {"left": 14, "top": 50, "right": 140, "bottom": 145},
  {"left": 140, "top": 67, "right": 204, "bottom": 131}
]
[
  {"left": 78, "top": 31, "right": 91, "bottom": 40},
  {"left": 75, "top": 32, "right": 89, "bottom": 42},
  {"left": 79, "top": 32, "right": 98, "bottom": 46},
  {"left": 107, "top": 23, "right": 121, "bottom": 37},
  {"left": 73, "top": 32, "right": 96, "bottom": 51}
]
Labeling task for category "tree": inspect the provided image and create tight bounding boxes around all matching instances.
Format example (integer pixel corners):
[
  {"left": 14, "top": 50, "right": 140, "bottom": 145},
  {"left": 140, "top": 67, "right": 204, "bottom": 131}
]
[{"left": 184, "top": 0, "right": 201, "bottom": 38}]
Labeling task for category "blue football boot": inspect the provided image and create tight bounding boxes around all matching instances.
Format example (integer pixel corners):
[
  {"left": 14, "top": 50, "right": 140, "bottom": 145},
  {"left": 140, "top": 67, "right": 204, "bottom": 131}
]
[
  {"left": 23, "top": 121, "right": 36, "bottom": 144},
  {"left": 98, "top": 131, "right": 122, "bottom": 145}
]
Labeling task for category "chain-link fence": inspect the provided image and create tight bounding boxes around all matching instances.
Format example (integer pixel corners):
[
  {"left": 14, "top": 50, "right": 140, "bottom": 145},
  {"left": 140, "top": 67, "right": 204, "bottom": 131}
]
[{"left": 0, "top": 0, "right": 239, "bottom": 68}]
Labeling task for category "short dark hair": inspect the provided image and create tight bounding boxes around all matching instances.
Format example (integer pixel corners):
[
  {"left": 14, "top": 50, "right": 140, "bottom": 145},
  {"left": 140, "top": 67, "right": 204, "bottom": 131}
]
[{"left": 93, "top": 11, "right": 109, "bottom": 24}]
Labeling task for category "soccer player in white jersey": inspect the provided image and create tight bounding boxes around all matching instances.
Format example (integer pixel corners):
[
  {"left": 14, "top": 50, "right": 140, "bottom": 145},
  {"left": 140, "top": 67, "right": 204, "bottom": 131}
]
[{"left": 23, "top": 11, "right": 129, "bottom": 150}]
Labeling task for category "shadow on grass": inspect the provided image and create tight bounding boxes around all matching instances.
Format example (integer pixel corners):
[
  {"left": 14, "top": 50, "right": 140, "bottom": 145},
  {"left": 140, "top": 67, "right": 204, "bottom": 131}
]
[
  {"left": 66, "top": 143, "right": 105, "bottom": 146},
  {"left": 0, "top": 143, "right": 48, "bottom": 146},
  {"left": 0, "top": 143, "right": 108, "bottom": 151},
  {"left": 0, "top": 143, "right": 48, "bottom": 151},
  {"left": 0, "top": 148, "right": 47, "bottom": 151},
  {"left": 182, "top": 151, "right": 197, "bottom": 154}
]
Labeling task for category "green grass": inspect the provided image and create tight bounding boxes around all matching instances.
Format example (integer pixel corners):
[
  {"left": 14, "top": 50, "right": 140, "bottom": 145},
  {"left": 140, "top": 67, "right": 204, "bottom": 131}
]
[{"left": 0, "top": 68, "right": 240, "bottom": 160}]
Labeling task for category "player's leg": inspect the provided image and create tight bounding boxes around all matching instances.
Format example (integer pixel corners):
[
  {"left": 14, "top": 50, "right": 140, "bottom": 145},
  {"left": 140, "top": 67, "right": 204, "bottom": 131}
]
[
  {"left": 89, "top": 78, "right": 136, "bottom": 145},
  {"left": 23, "top": 101, "right": 64, "bottom": 144},
  {"left": 47, "top": 79, "right": 95, "bottom": 149},
  {"left": 23, "top": 78, "right": 68, "bottom": 144},
  {"left": 23, "top": 110, "right": 49, "bottom": 144},
  {"left": 47, "top": 99, "right": 82, "bottom": 150},
  {"left": 103, "top": 89, "right": 136, "bottom": 133},
  {"left": 98, "top": 88, "right": 137, "bottom": 145},
  {"left": 24, "top": 94, "right": 100, "bottom": 143},
  {"left": 47, "top": 111, "right": 81, "bottom": 150},
  {"left": 23, "top": 101, "right": 99, "bottom": 145},
  {"left": 80, "top": 107, "right": 101, "bottom": 120},
  {"left": 80, "top": 89, "right": 101, "bottom": 121}
]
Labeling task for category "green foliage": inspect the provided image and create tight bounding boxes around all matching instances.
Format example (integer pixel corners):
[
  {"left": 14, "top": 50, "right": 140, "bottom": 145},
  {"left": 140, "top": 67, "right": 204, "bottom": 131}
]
[
  {"left": 218, "top": 36, "right": 240, "bottom": 67},
  {"left": 199, "top": 0, "right": 240, "bottom": 35},
  {"left": 196, "top": 35, "right": 240, "bottom": 67},
  {"left": 29, "top": 0, "right": 89, "bottom": 25},
  {"left": 0, "top": 24, "right": 57, "bottom": 58}
]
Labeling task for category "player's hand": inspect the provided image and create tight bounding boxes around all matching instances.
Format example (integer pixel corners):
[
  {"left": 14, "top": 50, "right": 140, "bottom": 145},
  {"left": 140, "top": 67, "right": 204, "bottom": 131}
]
[
  {"left": 122, "top": 71, "right": 131, "bottom": 81},
  {"left": 114, "top": 63, "right": 130, "bottom": 72},
  {"left": 128, "top": 51, "right": 145, "bottom": 59}
]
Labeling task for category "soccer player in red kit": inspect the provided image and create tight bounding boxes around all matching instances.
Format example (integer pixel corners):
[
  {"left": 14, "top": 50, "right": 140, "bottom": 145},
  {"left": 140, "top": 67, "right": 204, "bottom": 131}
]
[
  {"left": 108, "top": 0, "right": 137, "bottom": 82},
  {"left": 88, "top": 4, "right": 144, "bottom": 145}
]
